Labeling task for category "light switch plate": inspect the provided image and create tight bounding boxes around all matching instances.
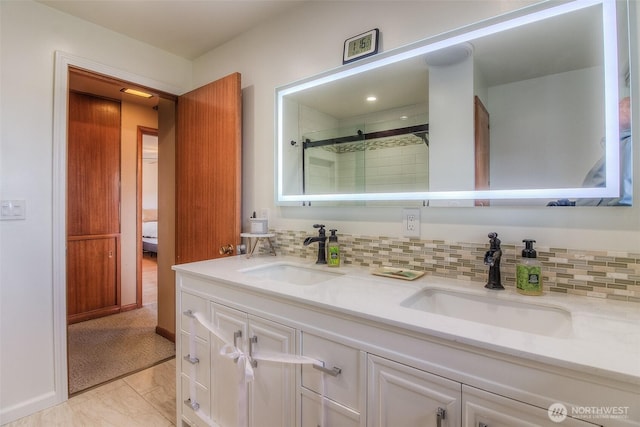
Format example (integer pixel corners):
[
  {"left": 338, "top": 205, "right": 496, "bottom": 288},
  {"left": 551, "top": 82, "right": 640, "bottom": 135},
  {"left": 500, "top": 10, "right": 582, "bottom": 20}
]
[{"left": 1, "top": 200, "right": 26, "bottom": 220}]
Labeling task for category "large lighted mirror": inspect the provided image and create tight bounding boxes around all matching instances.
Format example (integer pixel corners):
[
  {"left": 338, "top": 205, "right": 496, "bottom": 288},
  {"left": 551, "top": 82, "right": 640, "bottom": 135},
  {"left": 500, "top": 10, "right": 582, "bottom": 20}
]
[{"left": 276, "top": 0, "right": 632, "bottom": 206}]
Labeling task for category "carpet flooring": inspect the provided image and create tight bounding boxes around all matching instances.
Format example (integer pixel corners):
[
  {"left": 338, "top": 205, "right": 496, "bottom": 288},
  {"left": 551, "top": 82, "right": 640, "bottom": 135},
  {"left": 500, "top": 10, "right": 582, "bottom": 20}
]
[{"left": 67, "top": 303, "right": 175, "bottom": 395}]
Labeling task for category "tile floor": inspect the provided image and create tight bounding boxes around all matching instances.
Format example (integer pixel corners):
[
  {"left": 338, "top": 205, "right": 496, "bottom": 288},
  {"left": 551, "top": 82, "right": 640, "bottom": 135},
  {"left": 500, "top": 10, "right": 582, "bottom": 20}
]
[{"left": 4, "top": 359, "right": 176, "bottom": 426}]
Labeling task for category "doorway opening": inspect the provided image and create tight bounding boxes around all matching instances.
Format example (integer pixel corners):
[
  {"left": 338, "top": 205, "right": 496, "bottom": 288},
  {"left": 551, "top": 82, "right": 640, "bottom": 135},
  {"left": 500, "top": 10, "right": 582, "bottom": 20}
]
[
  {"left": 64, "top": 65, "right": 176, "bottom": 395},
  {"left": 140, "top": 128, "right": 159, "bottom": 307}
]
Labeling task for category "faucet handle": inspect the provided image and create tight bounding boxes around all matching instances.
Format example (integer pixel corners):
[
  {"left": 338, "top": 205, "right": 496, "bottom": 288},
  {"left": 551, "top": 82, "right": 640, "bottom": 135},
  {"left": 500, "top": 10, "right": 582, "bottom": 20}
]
[{"left": 313, "top": 224, "right": 326, "bottom": 236}]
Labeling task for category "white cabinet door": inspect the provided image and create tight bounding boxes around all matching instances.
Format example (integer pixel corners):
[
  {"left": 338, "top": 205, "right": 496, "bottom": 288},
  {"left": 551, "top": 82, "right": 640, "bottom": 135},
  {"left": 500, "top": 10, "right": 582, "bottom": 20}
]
[
  {"left": 462, "top": 385, "right": 595, "bottom": 427},
  {"left": 210, "top": 303, "right": 296, "bottom": 427},
  {"left": 367, "top": 354, "right": 461, "bottom": 427},
  {"left": 248, "top": 314, "right": 296, "bottom": 427},
  {"left": 211, "top": 303, "right": 248, "bottom": 427}
]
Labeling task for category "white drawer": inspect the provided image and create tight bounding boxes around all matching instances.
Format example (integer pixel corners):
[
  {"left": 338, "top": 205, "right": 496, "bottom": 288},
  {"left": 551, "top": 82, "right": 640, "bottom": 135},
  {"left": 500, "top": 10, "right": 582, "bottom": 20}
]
[
  {"left": 180, "top": 332, "right": 210, "bottom": 389},
  {"left": 180, "top": 291, "right": 209, "bottom": 341},
  {"left": 180, "top": 373, "right": 210, "bottom": 425},
  {"left": 301, "top": 332, "right": 365, "bottom": 412},
  {"left": 301, "top": 387, "right": 362, "bottom": 427}
]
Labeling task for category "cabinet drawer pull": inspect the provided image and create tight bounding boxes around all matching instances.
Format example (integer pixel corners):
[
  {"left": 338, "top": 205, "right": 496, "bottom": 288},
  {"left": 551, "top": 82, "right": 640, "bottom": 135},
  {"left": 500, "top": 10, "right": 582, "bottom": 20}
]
[
  {"left": 183, "top": 309, "right": 195, "bottom": 318},
  {"left": 183, "top": 354, "right": 199, "bottom": 365},
  {"left": 312, "top": 362, "right": 342, "bottom": 377},
  {"left": 479, "top": 423, "right": 488, "bottom": 427},
  {"left": 436, "top": 407, "right": 446, "bottom": 427},
  {"left": 184, "top": 398, "right": 200, "bottom": 411}
]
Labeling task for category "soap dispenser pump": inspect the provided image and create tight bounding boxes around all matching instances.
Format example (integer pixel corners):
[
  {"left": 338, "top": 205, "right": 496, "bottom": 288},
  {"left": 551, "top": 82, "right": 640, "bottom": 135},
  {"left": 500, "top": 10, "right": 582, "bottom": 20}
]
[
  {"left": 516, "top": 239, "right": 543, "bottom": 295},
  {"left": 327, "top": 229, "right": 340, "bottom": 267}
]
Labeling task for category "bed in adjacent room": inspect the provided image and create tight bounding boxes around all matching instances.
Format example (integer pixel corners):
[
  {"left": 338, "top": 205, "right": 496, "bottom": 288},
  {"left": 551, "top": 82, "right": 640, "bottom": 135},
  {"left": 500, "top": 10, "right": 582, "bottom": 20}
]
[{"left": 142, "top": 209, "right": 158, "bottom": 255}]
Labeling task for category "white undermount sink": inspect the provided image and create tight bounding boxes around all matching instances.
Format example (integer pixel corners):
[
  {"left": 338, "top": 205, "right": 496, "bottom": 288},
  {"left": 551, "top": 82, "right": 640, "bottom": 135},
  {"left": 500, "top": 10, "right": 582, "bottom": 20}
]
[
  {"left": 240, "top": 262, "right": 344, "bottom": 286},
  {"left": 401, "top": 288, "right": 573, "bottom": 337}
]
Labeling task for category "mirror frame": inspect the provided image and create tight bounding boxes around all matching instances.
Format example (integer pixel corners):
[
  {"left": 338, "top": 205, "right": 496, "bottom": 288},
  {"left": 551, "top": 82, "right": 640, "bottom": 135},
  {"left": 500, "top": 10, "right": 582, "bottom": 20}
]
[{"left": 276, "top": 0, "right": 625, "bottom": 204}]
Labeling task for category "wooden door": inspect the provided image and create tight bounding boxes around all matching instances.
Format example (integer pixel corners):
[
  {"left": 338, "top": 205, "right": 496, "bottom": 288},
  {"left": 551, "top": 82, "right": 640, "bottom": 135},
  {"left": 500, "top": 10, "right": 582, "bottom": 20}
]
[
  {"left": 67, "top": 236, "right": 119, "bottom": 317},
  {"left": 176, "top": 73, "right": 242, "bottom": 264},
  {"left": 67, "top": 91, "right": 121, "bottom": 323},
  {"left": 474, "top": 96, "right": 490, "bottom": 207}
]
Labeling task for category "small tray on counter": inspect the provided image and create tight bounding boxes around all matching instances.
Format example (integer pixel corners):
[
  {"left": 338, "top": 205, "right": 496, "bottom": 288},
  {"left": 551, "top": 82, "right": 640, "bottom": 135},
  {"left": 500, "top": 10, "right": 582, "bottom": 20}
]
[{"left": 372, "top": 267, "right": 425, "bottom": 281}]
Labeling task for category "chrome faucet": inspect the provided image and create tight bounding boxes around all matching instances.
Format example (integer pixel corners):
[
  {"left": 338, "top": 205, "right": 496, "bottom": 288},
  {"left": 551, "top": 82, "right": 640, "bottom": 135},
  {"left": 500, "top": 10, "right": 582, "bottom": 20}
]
[
  {"left": 303, "top": 224, "right": 327, "bottom": 264},
  {"left": 484, "top": 232, "right": 504, "bottom": 290}
]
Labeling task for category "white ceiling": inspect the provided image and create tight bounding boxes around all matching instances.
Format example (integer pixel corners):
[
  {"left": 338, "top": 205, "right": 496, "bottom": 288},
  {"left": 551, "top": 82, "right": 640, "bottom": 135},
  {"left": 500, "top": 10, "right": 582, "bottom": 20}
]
[{"left": 37, "top": 0, "right": 308, "bottom": 60}]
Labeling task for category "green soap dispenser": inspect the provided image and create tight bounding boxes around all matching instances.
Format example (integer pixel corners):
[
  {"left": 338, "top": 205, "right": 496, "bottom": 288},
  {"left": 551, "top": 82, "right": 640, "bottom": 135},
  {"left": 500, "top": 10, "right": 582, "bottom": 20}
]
[
  {"left": 516, "top": 239, "right": 542, "bottom": 295},
  {"left": 327, "top": 229, "right": 340, "bottom": 267}
]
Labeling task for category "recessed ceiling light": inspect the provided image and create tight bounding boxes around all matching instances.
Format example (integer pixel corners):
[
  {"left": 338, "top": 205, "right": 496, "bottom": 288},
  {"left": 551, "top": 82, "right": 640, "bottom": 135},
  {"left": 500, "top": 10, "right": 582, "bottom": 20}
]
[
  {"left": 366, "top": 96, "right": 377, "bottom": 102},
  {"left": 400, "top": 115, "right": 408, "bottom": 120},
  {"left": 121, "top": 88, "right": 154, "bottom": 98}
]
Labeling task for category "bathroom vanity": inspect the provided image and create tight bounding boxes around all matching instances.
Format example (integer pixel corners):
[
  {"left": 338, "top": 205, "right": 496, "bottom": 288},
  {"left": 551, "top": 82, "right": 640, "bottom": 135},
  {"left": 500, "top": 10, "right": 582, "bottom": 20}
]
[{"left": 174, "top": 256, "right": 639, "bottom": 427}]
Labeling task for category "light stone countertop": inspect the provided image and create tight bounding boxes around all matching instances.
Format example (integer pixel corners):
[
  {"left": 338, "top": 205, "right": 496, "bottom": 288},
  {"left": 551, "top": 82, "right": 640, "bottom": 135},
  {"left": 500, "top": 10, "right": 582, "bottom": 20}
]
[{"left": 173, "top": 255, "right": 640, "bottom": 385}]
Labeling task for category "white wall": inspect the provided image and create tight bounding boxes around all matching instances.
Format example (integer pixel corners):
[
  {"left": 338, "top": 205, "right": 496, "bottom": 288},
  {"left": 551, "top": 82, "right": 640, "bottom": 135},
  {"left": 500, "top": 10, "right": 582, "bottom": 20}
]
[
  {"left": 0, "top": 1, "right": 190, "bottom": 422},
  {"left": 488, "top": 67, "right": 604, "bottom": 190},
  {"left": 143, "top": 161, "right": 159, "bottom": 209},
  {"left": 142, "top": 134, "right": 159, "bottom": 210},
  {"left": 428, "top": 54, "right": 475, "bottom": 208},
  {"left": 192, "top": 0, "right": 640, "bottom": 252}
]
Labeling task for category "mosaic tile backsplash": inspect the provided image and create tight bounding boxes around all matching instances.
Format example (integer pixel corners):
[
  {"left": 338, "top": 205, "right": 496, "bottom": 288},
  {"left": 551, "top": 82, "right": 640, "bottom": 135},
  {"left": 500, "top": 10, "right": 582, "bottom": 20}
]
[{"left": 256, "top": 229, "right": 640, "bottom": 303}]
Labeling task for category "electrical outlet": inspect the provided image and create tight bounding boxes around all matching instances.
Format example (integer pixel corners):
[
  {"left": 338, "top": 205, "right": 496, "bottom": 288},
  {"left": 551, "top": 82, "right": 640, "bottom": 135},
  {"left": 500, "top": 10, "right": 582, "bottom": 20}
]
[
  {"left": 259, "top": 208, "right": 269, "bottom": 219},
  {"left": 402, "top": 208, "right": 420, "bottom": 237}
]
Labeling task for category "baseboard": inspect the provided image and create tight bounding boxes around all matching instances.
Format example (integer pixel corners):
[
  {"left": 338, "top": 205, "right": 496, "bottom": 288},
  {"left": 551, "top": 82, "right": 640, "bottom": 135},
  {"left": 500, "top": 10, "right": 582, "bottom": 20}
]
[
  {"left": 120, "top": 302, "right": 139, "bottom": 312},
  {"left": 67, "top": 306, "right": 121, "bottom": 324},
  {"left": 0, "top": 390, "right": 59, "bottom": 425},
  {"left": 155, "top": 325, "right": 175, "bottom": 343}
]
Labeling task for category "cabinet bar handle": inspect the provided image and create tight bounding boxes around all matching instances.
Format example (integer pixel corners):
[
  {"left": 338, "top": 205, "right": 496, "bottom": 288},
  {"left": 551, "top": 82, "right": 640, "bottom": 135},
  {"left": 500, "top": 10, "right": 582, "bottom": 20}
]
[
  {"left": 184, "top": 398, "right": 200, "bottom": 411},
  {"left": 183, "top": 354, "right": 199, "bottom": 365},
  {"left": 232, "top": 330, "right": 243, "bottom": 363},
  {"left": 312, "top": 362, "right": 342, "bottom": 377},
  {"left": 436, "top": 407, "right": 446, "bottom": 427},
  {"left": 249, "top": 336, "right": 258, "bottom": 368}
]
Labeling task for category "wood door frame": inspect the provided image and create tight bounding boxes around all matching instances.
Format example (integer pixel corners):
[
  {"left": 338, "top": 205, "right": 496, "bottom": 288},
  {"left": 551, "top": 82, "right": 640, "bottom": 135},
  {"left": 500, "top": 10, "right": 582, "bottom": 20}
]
[
  {"left": 53, "top": 51, "right": 181, "bottom": 401},
  {"left": 136, "top": 126, "right": 158, "bottom": 309}
]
